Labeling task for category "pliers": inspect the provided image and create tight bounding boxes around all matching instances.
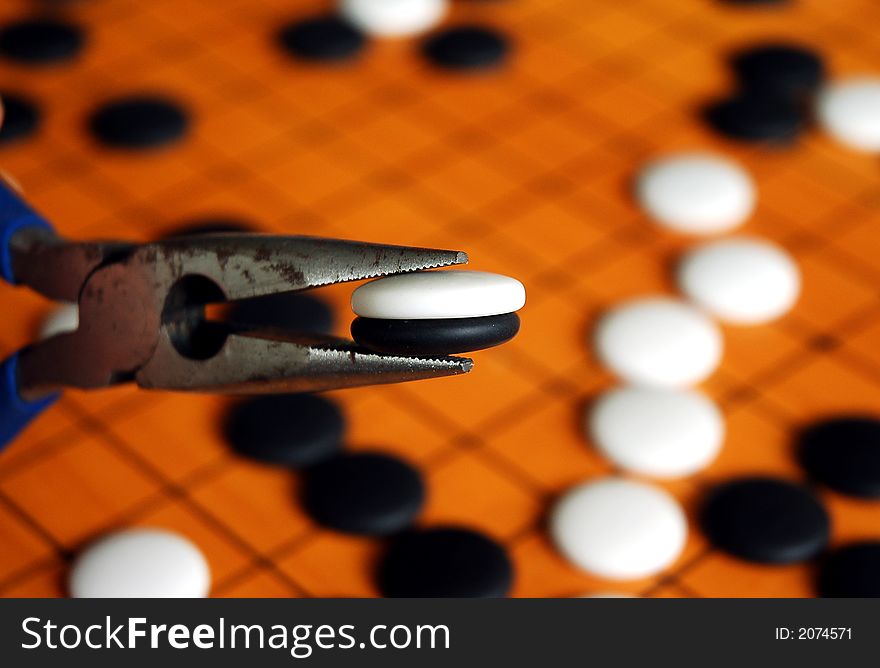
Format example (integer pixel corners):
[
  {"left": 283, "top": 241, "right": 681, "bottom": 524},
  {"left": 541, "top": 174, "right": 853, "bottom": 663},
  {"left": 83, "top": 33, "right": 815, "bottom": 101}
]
[{"left": 0, "top": 180, "right": 472, "bottom": 448}]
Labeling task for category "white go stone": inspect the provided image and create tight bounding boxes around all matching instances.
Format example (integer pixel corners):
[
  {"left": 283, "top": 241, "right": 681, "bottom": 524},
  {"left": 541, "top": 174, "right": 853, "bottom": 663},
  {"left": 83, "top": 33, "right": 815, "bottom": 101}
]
[
  {"left": 635, "top": 153, "right": 756, "bottom": 235},
  {"left": 339, "top": 0, "right": 448, "bottom": 38},
  {"left": 351, "top": 270, "right": 526, "bottom": 319},
  {"left": 551, "top": 477, "right": 687, "bottom": 580},
  {"left": 589, "top": 386, "right": 724, "bottom": 478},
  {"left": 38, "top": 303, "right": 78, "bottom": 340},
  {"left": 677, "top": 238, "right": 800, "bottom": 325},
  {"left": 69, "top": 528, "right": 211, "bottom": 598},
  {"left": 594, "top": 297, "right": 723, "bottom": 388},
  {"left": 816, "top": 77, "right": 880, "bottom": 152}
]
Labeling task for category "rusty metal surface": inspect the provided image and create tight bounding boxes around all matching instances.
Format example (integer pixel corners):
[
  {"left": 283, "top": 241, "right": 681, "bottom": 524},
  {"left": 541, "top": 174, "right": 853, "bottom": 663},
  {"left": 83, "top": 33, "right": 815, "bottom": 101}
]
[
  {"left": 14, "top": 232, "right": 471, "bottom": 398},
  {"left": 137, "top": 329, "right": 473, "bottom": 394}
]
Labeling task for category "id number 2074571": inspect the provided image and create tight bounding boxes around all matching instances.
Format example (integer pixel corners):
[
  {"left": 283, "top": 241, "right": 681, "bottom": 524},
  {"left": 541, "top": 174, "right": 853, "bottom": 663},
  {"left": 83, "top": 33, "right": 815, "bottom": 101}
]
[{"left": 775, "top": 628, "right": 852, "bottom": 640}]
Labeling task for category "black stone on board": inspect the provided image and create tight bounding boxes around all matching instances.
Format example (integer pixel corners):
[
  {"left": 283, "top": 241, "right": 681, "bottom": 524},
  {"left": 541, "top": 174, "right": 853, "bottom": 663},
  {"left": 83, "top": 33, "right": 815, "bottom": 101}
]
[
  {"left": 798, "top": 416, "right": 880, "bottom": 498},
  {"left": 302, "top": 452, "right": 425, "bottom": 536},
  {"left": 160, "top": 219, "right": 335, "bottom": 336},
  {"left": 731, "top": 43, "right": 825, "bottom": 99},
  {"left": 224, "top": 393, "right": 345, "bottom": 467},
  {"left": 721, "top": 0, "right": 789, "bottom": 4},
  {"left": 160, "top": 218, "right": 256, "bottom": 239},
  {"left": 351, "top": 312, "right": 519, "bottom": 356},
  {"left": 231, "top": 292, "right": 335, "bottom": 336},
  {"left": 0, "top": 17, "right": 84, "bottom": 65},
  {"left": 0, "top": 91, "right": 41, "bottom": 145},
  {"left": 704, "top": 93, "right": 805, "bottom": 143},
  {"left": 278, "top": 16, "right": 366, "bottom": 62},
  {"left": 819, "top": 542, "right": 880, "bottom": 598},
  {"left": 378, "top": 527, "right": 514, "bottom": 598},
  {"left": 701, "top": 477, "right": 830, "bottom": 564},
  {"left": 422, "top": 25, "right": 510, "bottom": 71},
  {"left": 88, "top": 95, "right": 189, "bottom": 150}
]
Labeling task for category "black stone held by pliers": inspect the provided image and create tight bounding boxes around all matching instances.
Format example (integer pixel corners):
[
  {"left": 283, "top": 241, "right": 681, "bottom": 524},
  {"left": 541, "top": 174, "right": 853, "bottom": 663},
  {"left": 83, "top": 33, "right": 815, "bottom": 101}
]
[{"left": 0, "top": 180, "right": 472, "bottom": 448}]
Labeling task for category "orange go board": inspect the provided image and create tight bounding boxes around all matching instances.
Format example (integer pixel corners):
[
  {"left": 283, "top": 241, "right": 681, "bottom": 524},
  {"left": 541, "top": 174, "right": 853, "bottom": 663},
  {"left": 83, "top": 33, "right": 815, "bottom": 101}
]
[{"left": 1, "top": 0, "right": 880, "bottom": 598}]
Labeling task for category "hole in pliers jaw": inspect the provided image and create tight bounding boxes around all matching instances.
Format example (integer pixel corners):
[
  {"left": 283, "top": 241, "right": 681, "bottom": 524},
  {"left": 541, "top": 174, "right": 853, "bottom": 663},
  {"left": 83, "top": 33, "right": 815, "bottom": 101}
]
[{"left": 162, "top": 275, "right": 228, "bottom": 360}]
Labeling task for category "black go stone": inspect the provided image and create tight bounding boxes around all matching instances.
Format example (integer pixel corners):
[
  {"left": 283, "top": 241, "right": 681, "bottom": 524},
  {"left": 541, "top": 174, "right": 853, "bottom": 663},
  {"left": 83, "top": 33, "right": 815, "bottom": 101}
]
[
  {"left": 722, "top": 0, "right": 789, "bottom": 4},
  {"left": 798, "top": 416, "right": 880, "bottom": 498},
  {"left": 731, "top": 43, "right": 825, "bottom": 99},
  {"left": 704, "top": 93, "right": 805, "bottom": 143},
  {"left": 278, "top": 16, "right": 365, "bottom": 63},
  {"left": 161, "top": 218, "right": 256, "bottom": 239},
  {"left": 231, "top": 292, "right": 335, "bottom": 336},
  {"left": 0, "top": 91, "right": 41, "bottom": 145},
  {"left": 351, "top": 313, "right": 519, "bottom": 356},
  {"left": 88, "top": 95, "right": 189, "bottom": 150},
  {"left": 161, "top": 220, "right": 336, "bottom": 336},
  {"left": 302, "top": 452, "right": 425, "bottom": 536},
  {"left": 422, "top": 26, "right": 510, "bottom": 71},
  {"left": 0, "top": 17, "right": 85, "bottom": 65},
  {"left": 377, "top": 527, "right": 514, "bottom": 598},
  {"left": 223, "top": 393, "right": 344, "bottom": 468},
  {"left": 701, "top": 477, "right": 830, "bottom": 564},
  {"left": 819, "top": 542, "right": 880, "bottom": 598}
]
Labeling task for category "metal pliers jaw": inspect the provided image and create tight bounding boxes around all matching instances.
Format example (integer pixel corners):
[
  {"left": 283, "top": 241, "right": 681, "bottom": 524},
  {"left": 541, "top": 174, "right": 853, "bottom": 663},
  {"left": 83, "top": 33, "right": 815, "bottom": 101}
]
[{"left": 0, "top": 181, "right": 472, "bottom": 446}]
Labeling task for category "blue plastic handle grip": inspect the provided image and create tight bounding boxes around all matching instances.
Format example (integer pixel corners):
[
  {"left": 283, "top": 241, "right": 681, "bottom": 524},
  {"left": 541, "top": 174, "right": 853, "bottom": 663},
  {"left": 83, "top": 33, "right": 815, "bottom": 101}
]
[
  {"left": 0, "top": 353, "right": 58, "bottom": 450},
  {"left": 0, "top": 179, "right": 53, "bottom": 284},
  {"left": 0, "top": 180, "right": 58, "bottom": 447}
]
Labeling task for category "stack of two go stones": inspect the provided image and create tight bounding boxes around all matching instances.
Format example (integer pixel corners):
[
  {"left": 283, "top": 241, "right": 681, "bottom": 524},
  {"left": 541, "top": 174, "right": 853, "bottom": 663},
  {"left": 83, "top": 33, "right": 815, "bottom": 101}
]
[{"left": 350, "top": 270, "right": 526, "bottom": 356}]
